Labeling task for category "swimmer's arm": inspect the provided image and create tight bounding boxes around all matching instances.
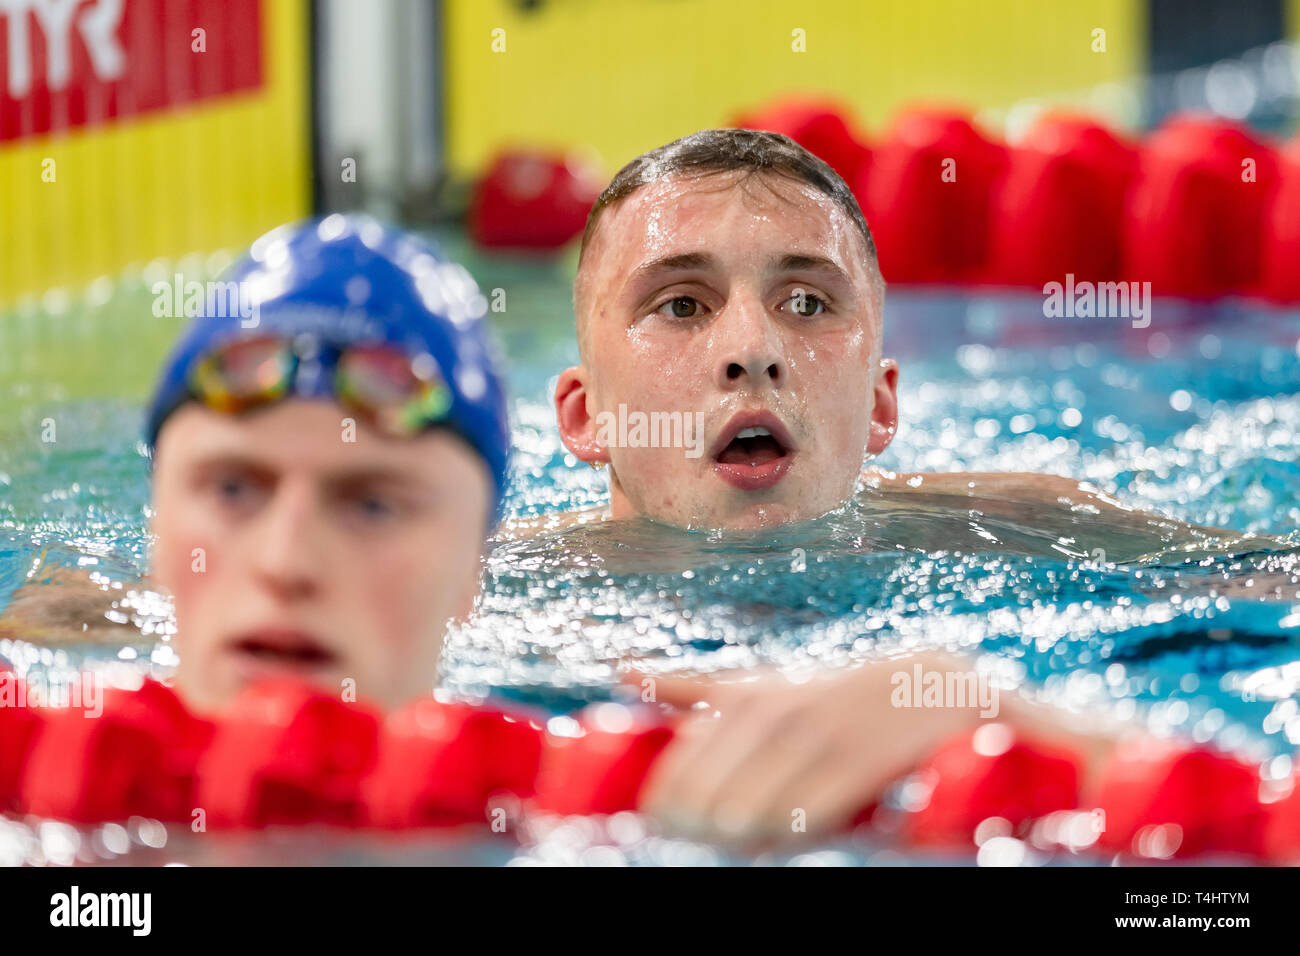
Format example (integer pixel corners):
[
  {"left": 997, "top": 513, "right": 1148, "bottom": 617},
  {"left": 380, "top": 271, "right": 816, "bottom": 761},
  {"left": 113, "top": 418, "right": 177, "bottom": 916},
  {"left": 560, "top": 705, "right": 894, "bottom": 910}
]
[
  {"left": 0, "top": 566, "right": 142, "bottom": 646},
  {"left": 866, "top": 467, "right": 1281, "bottom": 549},
  {"left": 867, "top": 467, "right": 1158, "bottom": 517}
]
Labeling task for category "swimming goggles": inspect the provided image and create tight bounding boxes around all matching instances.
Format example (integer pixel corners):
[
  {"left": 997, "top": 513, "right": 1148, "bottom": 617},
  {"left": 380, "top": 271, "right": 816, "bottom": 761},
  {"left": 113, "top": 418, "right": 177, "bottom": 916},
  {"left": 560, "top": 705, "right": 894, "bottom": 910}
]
[{"left": 187, "top": 334, "right": 454, "bottom": 439}]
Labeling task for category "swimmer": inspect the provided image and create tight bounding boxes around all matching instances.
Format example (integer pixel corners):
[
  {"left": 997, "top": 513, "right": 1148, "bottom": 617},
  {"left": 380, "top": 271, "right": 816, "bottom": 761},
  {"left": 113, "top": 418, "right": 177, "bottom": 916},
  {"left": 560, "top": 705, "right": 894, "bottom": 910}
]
[
  {"left": 1, "top": 215, "right": 510, "bottom": 714},
  {"left": 538, "top": 129, "right": 1298, "bottom": 841},
  {"left": 540, "top": 127, "right": 1281, "bottom": 562}
]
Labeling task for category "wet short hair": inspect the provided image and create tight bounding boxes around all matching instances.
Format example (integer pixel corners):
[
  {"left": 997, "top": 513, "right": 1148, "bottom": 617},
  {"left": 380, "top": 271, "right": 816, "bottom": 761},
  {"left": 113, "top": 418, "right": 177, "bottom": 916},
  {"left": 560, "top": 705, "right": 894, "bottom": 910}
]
[{"left": 574, "top": 128, "right": 885, "bottom": 349}]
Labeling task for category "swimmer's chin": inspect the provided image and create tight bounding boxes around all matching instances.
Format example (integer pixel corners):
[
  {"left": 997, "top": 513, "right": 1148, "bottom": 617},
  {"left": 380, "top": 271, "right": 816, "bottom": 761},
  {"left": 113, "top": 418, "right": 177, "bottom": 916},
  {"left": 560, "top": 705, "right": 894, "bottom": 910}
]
[
  {"left": 173, "top": 655, "right": 354, "bottom": 717},
  {"left": 612, "top": 476, "right": 856, "bottom": 531},
  {"left": 644, "top": 499, "right": 843, "bottom": 532}
]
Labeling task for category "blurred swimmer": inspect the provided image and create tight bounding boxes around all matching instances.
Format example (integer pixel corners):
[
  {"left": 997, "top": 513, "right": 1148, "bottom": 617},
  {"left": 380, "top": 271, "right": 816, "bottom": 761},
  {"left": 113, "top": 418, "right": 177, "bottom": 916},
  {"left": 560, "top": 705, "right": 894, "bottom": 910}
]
[{"left": 2, "top": 215, "right": 510, "bottom": 714}]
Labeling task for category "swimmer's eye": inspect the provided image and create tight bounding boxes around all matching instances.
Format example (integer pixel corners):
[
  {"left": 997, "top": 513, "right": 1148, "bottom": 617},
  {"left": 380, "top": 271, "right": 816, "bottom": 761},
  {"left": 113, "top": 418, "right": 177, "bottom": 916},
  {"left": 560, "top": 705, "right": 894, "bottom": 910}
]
[
  {"left": 781, "top": 291, "right": 828, "bottom": 317},
  {"left": 192, "top": 468, "right": 271, "bottom": 520},
  {"left": 219, "top": 477, "right": 248, "bottom": 501},
  {"left": 203, "top": 470, "right": 270, "bottom": 512},
  {"left": 346, "top": 491, "right": 400, "bottom": 523},
  {"left": 655, "top": 296, "right": 707, "bottom": 320},
  {"left": 334, "top": 480, "right": 422, "bottom": 528}
]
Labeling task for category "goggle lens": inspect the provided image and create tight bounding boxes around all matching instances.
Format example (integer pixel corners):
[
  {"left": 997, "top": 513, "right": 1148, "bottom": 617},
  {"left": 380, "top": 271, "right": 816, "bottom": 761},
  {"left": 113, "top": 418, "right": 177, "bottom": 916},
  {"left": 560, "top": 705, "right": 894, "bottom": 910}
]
[
  {"left": 188, "top": 337, "right": 453, "bottom": 438},
  {"left": 190, "top": 337, "right": 295, "bottom": 414},
  {"left": 337, "top": 345, "right": 453, "bottom": 437}
]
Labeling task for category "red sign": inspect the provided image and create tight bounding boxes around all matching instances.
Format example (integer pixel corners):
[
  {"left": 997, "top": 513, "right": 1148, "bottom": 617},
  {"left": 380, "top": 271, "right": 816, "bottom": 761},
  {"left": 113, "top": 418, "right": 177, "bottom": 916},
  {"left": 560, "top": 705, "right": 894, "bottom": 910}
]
[{"left": 0, "top": 0, "right": 263, "bottom": 142}]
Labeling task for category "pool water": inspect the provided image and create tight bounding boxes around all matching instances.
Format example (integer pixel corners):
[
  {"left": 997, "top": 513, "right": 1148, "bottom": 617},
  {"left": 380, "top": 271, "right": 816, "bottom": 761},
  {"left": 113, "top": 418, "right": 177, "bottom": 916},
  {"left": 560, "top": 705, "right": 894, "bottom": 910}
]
[{"left": 3, "top": 231, "right": 1300, "bottom": 866}]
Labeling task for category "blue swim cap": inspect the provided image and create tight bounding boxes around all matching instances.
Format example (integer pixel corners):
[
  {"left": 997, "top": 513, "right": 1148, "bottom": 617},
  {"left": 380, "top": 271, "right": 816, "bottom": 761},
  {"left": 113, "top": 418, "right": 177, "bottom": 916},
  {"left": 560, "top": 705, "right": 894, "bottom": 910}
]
[{"left": 144, "top": 215, "right": 510, "bottom": 512}]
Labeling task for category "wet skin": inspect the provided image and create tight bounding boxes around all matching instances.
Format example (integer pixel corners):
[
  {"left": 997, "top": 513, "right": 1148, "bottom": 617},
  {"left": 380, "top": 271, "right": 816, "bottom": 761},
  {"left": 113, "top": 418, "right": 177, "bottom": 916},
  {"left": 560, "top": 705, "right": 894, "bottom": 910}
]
[
  {"left": 557, "top": 169, "right": 898, "bottom": 531},
  {"left": 149, "top": 400, "right": 491, "bottom": 714},
  {"left": 547, "top": 168, "right": 1280, "bottom": 559}
]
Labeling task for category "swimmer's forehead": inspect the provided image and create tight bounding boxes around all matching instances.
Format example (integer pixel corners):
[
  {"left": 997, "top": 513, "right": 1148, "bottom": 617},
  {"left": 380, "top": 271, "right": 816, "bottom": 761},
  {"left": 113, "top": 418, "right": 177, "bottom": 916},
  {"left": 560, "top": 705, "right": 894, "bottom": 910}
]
[
  {"left": 585, "top": 171, "right": 872, "bottom": 291},
  {"left": 153, "top": 401, "right": 478, "bottom": 488}
]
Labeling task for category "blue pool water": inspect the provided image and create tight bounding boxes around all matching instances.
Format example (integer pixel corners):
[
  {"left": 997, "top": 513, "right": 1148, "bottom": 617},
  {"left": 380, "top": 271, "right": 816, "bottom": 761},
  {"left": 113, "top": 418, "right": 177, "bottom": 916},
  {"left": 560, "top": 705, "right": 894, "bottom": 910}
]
[{"left": 3, "top": 235, "right": 1300, "bottom": 865}]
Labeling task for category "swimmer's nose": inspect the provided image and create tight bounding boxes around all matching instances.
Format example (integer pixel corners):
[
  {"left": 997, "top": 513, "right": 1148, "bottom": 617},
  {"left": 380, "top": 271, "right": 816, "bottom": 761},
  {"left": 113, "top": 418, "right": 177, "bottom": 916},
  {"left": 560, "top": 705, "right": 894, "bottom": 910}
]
[
  {"left": 251, "top": 484, "right": 324, "bottom": 601},
  {"left": 715, "top": 300, "right": 786, "bottom": 390}
]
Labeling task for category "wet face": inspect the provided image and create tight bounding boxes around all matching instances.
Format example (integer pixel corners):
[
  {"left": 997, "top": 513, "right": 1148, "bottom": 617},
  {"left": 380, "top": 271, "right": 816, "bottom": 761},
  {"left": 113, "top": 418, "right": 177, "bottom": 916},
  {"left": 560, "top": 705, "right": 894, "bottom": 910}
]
[
  {"left": 150, "top": 401, "right": 491, "bottom": 714},
  {"left": 557, "top": 171, "right": 898, "bottom": 529}
]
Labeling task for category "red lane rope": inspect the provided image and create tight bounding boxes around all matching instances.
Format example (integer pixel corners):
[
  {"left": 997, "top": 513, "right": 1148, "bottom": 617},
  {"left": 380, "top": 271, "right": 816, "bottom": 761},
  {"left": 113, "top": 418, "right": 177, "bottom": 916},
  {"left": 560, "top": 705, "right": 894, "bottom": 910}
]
[
  {"left": 731, "top": 100, "right": 1300, "bottom": 304},
  {"left": 474, "top": 99, "right": 1300, "bottom": 304},
  {"left": 0, "top": 673, "right": 1291, "bottom": 861}
]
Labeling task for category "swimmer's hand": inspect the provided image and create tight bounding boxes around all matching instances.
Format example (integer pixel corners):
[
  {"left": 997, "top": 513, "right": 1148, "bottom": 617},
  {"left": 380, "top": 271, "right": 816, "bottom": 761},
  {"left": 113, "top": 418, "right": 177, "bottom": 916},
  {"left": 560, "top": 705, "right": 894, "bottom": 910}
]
[
  {"left": 0, "top": 566, "right": 142, "bottom": 645},
  {"left": 626, "top": 653, "right": 982, "bottom": 846},
  {"left": 628, "top": 653, "right": 1125, "bottom": 847}
]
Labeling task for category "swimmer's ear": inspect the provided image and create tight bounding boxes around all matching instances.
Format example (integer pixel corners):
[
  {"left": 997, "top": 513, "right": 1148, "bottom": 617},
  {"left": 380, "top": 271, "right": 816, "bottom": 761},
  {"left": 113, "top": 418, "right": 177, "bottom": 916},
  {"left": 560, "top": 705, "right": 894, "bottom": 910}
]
[
  {"left": 554, "top": 366, "right": 609, "bottom": 465},
  {"left": 867, "top": 359, "right": 899, "bottom": 457}
]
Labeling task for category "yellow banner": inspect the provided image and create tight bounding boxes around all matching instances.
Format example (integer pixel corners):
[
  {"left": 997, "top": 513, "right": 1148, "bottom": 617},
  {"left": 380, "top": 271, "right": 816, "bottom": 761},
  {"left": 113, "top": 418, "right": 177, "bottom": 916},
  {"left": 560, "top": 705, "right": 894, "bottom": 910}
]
[
  {"left": 0, "top": 0, "right": 311, "bottom": 307},
  {"left": 445, "top": 0, "right": 1145, "bottom": 178}
]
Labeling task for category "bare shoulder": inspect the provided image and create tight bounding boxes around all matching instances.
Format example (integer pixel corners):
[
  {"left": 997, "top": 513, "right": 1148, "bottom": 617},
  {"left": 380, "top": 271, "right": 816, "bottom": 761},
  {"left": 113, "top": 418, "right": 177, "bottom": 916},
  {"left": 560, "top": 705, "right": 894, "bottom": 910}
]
[
  {"left": 864, "top": 466, "right": 1117, "bottom": 506},
  {"left": 0, "top": 566, "right": 144, "bottom": 646},
  {"left": 863, "top": 466, "right": 1281, "bottom": 547},
  {"left": 491, "top": 504, "right": 609, "bottom": 543}
]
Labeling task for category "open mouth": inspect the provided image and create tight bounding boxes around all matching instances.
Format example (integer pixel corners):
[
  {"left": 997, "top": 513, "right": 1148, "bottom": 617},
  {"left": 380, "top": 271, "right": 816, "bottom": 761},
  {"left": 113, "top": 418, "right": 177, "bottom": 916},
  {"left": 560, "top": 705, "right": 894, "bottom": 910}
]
[
  {"left": 227, "top": 630, "right": 339, "bottom": 673},
  {"left": 711, "top": 414, "right": 795, "bottom": 491},
  {"left": 717, "top": 427, "right": 787, "bottom": 466}
]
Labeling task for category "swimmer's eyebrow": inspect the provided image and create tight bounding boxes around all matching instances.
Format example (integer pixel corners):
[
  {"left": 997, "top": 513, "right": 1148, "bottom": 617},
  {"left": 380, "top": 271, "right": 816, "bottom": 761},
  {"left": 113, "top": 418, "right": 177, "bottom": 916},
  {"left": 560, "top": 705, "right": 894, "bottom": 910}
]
[
  {"left": 629, "top": 252, "right": 716, "bottom": 280},
  {"left": 774, "top": 253, "right": 852, "bottom": 285},
  {"left": 183, "top": 453, "right": 277, "bottom": 484},
  {"left": 324, "top": 466, "right": 433, "bottom": 496},
  {"left": 183, "top": 453, "right": 427, "bottom": 492},
  {"left": 623, "top": 251, "right": 855, "bottom": 308}
]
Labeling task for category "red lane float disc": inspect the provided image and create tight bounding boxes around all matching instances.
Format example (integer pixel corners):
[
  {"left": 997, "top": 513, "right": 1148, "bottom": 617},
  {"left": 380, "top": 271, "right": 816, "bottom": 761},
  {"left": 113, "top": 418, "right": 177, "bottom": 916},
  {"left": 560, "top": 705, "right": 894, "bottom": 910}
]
[
  {"left": 194, "top": 679, "right": 381, "bottom": 828},
  {"left": 989, "top": 114, "right": 1137, "bottom": 289},
  {"left": 468, "top": 151, "right": 602, "bottom": 250},
  {"left": 1259, "top": 771, "right": 1300, "bottom": 862},
  {"left": 1261, "top": 135, "right": 1300, "bottom": 304},
  {"left": 730, "top": 97, "right": 873, "bottom": 207},
  {"left": 533, "top": 703, "right": 675, "bottom": 816},
  {"left": 1124, "top": 114, "right": 1280, "bottom": 300},
  {"left": 363, "top": 697, "right": 542, "bottom": 828},
  {"left": 902, "top": 724, "right": 1081, "bottom": 847},
  {"left": 20, "top": 680, "right": 213, "bottom": 824},
  {"left": 0, "top": 674, "right": 44, "bottom": 813},
  {"left": 864, "top": 108, "right": 1008, "bottom": 285},
  {"left": 1093, "top": 736, "right": 1265, "bottom": 859}
]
